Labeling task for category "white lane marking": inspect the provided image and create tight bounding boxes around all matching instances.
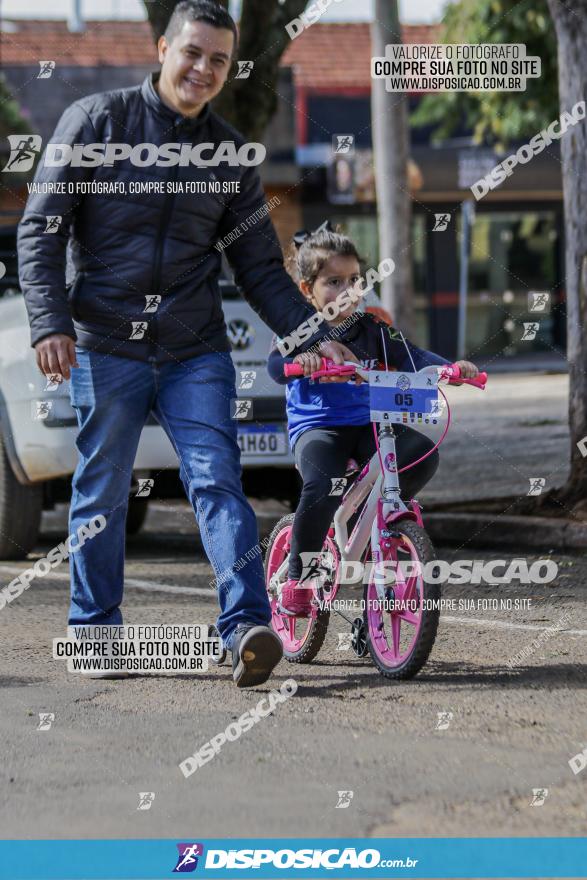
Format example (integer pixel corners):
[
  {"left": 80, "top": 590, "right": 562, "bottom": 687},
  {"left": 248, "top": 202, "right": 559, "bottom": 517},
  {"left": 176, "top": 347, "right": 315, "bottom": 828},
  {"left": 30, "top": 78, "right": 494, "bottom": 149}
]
[
  {"left": 442, "top": 615, "right": 587, "bottom": 636},
  {"left": 1, "top": 565, "right": 585, "bottom": 631},
  {"left": 0, "top": 566, "right": 214, "bottom": 598},
  {"left": 125, "top": 577, "right": 214, "bottom": 598}
]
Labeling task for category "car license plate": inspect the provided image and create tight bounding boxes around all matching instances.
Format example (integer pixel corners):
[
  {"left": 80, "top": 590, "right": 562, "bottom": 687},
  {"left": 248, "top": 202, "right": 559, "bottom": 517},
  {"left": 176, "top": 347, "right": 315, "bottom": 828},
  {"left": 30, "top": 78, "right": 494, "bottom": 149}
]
[{"left": 237, "top": 424, "right": 287, "bottom": 455}]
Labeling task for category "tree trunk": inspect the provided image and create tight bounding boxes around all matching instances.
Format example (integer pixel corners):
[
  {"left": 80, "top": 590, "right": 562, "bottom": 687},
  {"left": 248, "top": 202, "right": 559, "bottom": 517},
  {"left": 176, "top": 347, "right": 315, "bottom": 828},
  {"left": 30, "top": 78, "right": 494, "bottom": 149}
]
[
  {"left": 370, "top": 0, "right": 415, "bottom": 336},
  {"left": 547, "top": 0, "right": 587, "bottom": 513},
  {"left": 144, "top": 0, "right": 308, "bottom": 142}
]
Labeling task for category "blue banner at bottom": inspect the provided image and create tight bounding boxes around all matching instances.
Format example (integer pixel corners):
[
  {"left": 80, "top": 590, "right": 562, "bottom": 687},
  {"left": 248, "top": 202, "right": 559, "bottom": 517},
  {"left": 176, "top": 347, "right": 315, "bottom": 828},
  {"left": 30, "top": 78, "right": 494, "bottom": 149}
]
[{"left": 0, "top": 838, "right": 586, "bottom": 880}]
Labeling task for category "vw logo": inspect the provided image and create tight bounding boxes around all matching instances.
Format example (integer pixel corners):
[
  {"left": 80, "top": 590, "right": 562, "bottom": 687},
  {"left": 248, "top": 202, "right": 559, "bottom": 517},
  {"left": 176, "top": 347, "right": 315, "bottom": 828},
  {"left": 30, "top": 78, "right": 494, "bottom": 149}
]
[{"left": 227, "top": 319, "right": 255, "bottom": 350}]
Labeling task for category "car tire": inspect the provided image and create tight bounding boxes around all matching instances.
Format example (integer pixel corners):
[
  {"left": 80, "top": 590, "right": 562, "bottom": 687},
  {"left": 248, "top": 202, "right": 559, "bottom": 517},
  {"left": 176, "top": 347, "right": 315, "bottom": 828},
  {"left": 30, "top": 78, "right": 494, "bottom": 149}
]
[
  {"left": 0, "top": 433, "right": 43, "bottom": 560},
  {"left": 126, "top": 497, "right": 149, "bottom": 535}
]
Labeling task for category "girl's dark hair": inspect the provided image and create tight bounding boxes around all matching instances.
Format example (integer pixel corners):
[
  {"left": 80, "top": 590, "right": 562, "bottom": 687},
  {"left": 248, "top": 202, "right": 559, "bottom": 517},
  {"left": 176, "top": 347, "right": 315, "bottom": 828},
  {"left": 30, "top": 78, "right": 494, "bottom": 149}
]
[
  {"left": 164, "top": 1, "right": 238, "bottom": 52},
  {"left": 292, "top": 221, "right": 363, "bottom": 286}
]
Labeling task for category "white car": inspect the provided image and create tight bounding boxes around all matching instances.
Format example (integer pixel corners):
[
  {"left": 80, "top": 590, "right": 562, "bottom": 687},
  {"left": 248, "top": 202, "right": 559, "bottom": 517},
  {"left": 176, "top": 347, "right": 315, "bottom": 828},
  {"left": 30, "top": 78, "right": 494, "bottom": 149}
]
[
  {"left": 0, "top": 225, "right": 300, "bottom": 559},
  {"left": 0, "top": 224, "right": 388, "bottom": 559}
]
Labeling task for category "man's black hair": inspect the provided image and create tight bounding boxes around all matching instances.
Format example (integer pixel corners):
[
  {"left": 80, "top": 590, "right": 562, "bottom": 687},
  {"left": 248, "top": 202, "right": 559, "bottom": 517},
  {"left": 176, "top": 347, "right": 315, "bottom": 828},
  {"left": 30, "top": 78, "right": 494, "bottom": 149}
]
[{"left": 164, "top": 1, "right": 238, "bottom": 51}]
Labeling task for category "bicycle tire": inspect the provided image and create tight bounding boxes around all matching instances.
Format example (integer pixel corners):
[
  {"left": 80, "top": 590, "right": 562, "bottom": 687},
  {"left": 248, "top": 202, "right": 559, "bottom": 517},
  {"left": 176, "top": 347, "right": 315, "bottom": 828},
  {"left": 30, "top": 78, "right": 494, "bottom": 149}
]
[{"left": 364, "top": 519, "right": 441, "bottom": 680}]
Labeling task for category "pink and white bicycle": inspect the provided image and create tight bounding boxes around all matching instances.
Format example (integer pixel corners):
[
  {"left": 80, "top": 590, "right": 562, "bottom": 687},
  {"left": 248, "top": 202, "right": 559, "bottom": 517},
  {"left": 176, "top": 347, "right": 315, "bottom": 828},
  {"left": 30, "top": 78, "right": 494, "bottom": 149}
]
[{"left": 264, "top": 359, "right": 487, "bottom": 680}]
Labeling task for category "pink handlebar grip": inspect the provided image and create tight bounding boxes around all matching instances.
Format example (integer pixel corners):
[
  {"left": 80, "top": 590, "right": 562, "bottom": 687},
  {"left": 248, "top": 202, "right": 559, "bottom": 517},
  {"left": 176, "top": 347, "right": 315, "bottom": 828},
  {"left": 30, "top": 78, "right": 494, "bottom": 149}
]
[
  {"left": 283, "top": 362, "right": 305, "bottom": 377},
  {"left": 444, "top": 364, "right": 488, "bottom": 389}
]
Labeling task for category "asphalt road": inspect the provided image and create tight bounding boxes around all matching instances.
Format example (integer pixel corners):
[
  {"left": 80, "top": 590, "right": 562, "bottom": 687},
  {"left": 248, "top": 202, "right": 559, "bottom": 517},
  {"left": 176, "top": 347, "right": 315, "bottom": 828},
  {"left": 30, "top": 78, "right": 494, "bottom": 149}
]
[
  {"left": 419, "top": 372, "right": 570, "bottom": 506},
  {"left": 1, "top": 372, "right": 584, "bottom": 845},
  {"left": 1, "top": 503, "right": 586, "bottom": 840}
]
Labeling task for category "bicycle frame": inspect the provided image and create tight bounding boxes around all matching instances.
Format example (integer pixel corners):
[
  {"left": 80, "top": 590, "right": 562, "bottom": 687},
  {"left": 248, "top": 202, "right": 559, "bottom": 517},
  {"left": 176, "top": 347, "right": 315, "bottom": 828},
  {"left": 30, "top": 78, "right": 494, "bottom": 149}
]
[
  {"left": 272, "top": 360, "right": 486, "bottom": 601},
  {"left": 329, "top": 423, "right": 423, "bottom": 601}
]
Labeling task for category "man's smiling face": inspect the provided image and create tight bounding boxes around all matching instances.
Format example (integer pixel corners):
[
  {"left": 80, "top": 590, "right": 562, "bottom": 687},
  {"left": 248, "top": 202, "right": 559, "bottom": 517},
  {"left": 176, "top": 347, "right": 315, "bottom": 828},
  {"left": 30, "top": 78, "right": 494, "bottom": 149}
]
[{"left": 157, "top": 20, "right": 234, "bottom": 117}]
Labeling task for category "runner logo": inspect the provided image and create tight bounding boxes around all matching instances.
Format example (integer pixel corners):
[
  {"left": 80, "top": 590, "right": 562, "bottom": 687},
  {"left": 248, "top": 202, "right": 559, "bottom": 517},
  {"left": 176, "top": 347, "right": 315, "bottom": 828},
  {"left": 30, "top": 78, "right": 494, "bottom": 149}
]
[
  {"left": 299, "top": 552, "right": 332, "bottom": 585},
  {"left": 239, "top": 370, "right": 256, "bottom": 390},
  {"left": 329, "top": 477, "right": 347, "bottom": 496},
  {"left": 333, "top": 134, "right": 355, "bottom": 155},
  {"left": 37, "top": 60, "right": 56, "bottom": 79},
  {"left": 143, "top": 295, "right": 161, "bottom": 313},
  {"left": 37, "top": 712, "right": 55, "bottom": 730},
  {"left": 529, "top": 292, "right": 549, "bottom": 312},
  {"left": 335, "top": 790, "right": 354, "bottom": 808},
  {"left": 130, "top": 321, "right": 148, "bottom": 340},
  {"left": 135, "top": 479, "right": 154, "bottom": 498},
  {"left": 337, "top": 633, "right": 353, "bottom": 651},
  {"left": 435, "top": 710, "right": 453, "bottom": 730},
  {"left": 137, "top": 792, "right": 155, "bottom": 810},
  {"left": 44, "top": 375, "right": 62, "bottom": 391},
  {"left": 235, "top": 61, "right": 254, "bottom": 79},
  {"left": 429, "top": 399, "right": 445, "bottom": 416},
  {"left": 530, "top": 788, "right": 548, "bottom": 806},
  {"left": 34, "top": 400, "right": 53, "bottom": 421},
  {"left": 231, "top": 399, "right": 253, "bottom": 420},
  {"left": 2, "top": 135, "right": 42, "bottom": 172},
  {"left": 527, "top": 477, "right": 546, "bottom": 496},
  {"left": 44, "top": 215, "right": 62, "bottom": 233},
  {"left": 173, "top": 843, "right": 204, "bottom": 872},
  {"left": 521, "top": 321, "right": 539, "bottom": 340},
  {"left": 433, "top": 213, "right": 452, "bottom": 231}
]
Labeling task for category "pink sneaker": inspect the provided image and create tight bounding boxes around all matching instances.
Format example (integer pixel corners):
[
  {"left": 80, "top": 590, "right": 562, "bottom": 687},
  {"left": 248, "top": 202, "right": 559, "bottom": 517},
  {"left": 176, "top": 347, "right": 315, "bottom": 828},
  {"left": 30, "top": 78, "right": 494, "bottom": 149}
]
[{"left": 279, "top": 579, "right": 314, "bottom": 615}]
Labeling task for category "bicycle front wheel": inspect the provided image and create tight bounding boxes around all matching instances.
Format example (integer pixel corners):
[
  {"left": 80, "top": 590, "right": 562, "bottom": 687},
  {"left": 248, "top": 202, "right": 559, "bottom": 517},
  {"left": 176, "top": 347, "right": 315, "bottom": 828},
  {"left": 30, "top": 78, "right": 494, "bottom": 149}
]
[{"left": 364, "top": 519, "right": 441, "bottom": 680}]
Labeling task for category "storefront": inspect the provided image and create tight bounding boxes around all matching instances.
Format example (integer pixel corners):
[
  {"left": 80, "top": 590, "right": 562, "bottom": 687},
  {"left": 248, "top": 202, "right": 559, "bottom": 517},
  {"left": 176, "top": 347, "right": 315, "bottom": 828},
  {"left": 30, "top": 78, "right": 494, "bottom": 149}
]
[{"left": 297, "top": 132, "right": 565, "bottom": 361}]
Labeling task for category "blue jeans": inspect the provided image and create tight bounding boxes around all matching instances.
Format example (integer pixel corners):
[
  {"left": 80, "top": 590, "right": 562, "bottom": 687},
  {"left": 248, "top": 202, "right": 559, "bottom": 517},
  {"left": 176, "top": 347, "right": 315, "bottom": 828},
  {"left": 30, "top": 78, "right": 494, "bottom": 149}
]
[{"left": 68, "top": 348, "right": 271, "bottom": 648}]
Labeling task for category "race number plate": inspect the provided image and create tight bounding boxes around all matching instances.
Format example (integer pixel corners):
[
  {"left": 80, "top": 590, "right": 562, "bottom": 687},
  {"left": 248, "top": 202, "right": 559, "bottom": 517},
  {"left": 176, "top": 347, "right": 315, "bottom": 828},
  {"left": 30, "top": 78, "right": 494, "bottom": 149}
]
[
  {"left": 237, "top": 424, "right": 288, "bottom": 455},
  {"left": 369, "top": 371, "right": 441, "bottom": 425}
]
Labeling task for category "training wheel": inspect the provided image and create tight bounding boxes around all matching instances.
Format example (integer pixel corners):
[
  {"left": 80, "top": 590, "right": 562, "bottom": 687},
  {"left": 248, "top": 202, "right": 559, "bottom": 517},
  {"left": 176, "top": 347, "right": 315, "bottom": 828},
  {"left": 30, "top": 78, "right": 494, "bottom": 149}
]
[{"left": 351, "top": 617, "right": 369, "bottom": 657}]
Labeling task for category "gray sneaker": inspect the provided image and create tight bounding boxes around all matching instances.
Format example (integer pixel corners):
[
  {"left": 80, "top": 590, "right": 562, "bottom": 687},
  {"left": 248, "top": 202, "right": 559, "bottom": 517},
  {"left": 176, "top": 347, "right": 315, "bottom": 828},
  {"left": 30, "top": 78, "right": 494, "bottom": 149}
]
[{"left": 230, "top": 624, "right": 283, "bottom": 688}]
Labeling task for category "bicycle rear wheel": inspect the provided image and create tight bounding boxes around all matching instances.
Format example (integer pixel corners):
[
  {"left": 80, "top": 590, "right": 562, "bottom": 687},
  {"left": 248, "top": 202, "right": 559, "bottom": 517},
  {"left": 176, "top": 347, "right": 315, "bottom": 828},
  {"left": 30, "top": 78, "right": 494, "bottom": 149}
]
[{"left": 364, "top": 519, "right": 440, "bottom": 680}]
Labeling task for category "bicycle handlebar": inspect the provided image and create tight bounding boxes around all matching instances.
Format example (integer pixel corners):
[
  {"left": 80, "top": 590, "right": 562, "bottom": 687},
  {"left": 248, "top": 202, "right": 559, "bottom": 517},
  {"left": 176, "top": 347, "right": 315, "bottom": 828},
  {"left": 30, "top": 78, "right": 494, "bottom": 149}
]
[
  {"left": 284, "top": 359, "right": 488, "bottom": 389},
  {"left": 440, "top": 363, "right": 488, "bottom": 389}
]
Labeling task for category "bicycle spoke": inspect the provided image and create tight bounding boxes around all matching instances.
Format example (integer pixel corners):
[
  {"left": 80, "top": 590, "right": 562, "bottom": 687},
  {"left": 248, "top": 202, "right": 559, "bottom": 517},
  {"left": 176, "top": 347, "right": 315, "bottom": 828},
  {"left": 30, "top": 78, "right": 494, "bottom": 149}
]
[
  {"left": 391, "top": 615, "right": 401, "bottom": 658},
  {"left": 403, "top": 575, "right": 419, "bottom": 604},
  {"left": 398, "top": 608, "right": 419, "bottom": 627}
]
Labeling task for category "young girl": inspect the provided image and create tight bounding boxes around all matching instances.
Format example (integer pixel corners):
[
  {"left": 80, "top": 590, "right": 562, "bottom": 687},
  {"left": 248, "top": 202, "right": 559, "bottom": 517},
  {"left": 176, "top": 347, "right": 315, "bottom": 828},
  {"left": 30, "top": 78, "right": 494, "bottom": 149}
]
[{"left": 267, "top": 225, "right": 479, "bottom": 615}]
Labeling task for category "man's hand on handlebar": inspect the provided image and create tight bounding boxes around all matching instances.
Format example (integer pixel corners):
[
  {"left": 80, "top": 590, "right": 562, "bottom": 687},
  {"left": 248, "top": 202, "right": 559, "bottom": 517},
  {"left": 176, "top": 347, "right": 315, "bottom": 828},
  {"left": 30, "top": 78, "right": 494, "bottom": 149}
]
[
  {"left": 34, "top": 334, "right": 79, "bottom": 382},
  {"left": 455, "top": 360, "right": 479, "bottom": 379},
  {"left": 451, "top": 360, "right": 479, "bottom": 385}
]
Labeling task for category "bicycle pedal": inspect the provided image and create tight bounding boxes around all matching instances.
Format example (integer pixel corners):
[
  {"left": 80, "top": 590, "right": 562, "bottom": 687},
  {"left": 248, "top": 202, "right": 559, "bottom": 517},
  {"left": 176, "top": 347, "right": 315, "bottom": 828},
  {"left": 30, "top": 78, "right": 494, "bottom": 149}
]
[{"left": 276, "top": 602, "right": 311, "bottom": 618}]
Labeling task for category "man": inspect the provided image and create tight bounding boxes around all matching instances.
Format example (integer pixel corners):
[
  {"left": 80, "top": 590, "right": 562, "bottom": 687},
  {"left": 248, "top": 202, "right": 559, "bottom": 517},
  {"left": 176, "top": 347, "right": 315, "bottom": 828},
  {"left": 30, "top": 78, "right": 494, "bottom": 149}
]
[{"left": 18, "top": 0, "right": 353, "bottom": 687}]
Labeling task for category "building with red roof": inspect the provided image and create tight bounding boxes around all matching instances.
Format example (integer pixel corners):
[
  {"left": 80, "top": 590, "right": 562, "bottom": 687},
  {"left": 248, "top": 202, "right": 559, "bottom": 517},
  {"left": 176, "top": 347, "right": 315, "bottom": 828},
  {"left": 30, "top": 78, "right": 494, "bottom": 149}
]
[{"left": 0, "top": 18, "right": 566, "bottom": 359}]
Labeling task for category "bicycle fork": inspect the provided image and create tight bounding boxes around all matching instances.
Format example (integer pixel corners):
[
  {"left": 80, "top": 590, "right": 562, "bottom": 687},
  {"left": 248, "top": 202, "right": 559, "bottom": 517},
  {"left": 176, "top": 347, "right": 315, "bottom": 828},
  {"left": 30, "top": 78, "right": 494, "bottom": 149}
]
[{"left": 370, "top": 425, "right": 409, "bottom": 602}]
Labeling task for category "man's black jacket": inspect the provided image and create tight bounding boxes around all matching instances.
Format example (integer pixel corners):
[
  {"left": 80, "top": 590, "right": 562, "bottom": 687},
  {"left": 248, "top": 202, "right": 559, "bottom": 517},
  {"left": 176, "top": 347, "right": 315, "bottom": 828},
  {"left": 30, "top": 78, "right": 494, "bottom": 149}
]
[{"left": 18, "top": 73, "right": 323, "bottom": 363}]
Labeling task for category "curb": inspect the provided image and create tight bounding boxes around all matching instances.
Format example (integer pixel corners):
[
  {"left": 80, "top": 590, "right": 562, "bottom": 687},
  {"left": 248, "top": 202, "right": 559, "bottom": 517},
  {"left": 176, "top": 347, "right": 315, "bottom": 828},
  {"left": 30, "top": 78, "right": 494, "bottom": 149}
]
[{"left": 424, "top": 512, "right": 587, "bottom": 552}]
